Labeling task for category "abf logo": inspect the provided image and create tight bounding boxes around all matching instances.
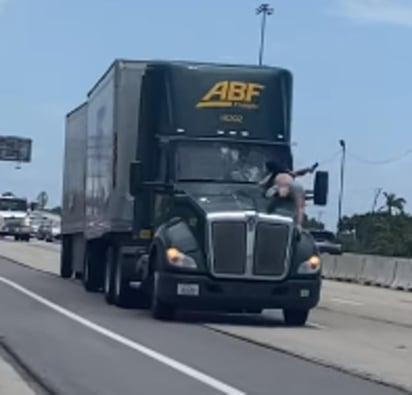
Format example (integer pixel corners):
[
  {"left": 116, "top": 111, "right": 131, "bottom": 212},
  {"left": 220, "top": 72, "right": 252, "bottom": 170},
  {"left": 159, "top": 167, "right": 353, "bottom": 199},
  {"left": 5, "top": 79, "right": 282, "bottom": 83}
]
[{"left": 196, "top": 81, "right": 264, "bottom": 110}]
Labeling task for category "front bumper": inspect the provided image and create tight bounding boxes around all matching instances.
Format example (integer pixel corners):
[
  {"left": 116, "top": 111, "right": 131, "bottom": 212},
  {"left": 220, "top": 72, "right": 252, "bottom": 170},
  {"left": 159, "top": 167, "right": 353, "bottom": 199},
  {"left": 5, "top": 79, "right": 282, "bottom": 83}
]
[{"left": 155, "top": 272, "right": 321, "bottom": 311}]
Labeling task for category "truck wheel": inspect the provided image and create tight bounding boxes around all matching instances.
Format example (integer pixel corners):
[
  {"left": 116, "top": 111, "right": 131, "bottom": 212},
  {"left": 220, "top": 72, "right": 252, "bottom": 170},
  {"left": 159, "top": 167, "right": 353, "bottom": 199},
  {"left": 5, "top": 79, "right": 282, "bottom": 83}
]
[
  {"left": 151, "top": 273, "right": 175, "bottom": 321},
  {"left": 104, "top": 246, "right": 116, "bottom": 304},
  {"left": 152, "top": 297, "right": 175, "bottom": 321},
  {"left": 14, "top": 235, "right": 20, "bottom": 241},
  {"left": 83, "top": 244, "right": 103, "bottom": 292},
  {"left": 283, "top": 309, "right": 309, "bottom": 326},
  {"left": 113, "top": 252, "right": 133, "bottom": 308},
  {"left": 60, "top": 236, "right": 73, "bottom": 279},
  {"left": 132, "top": 255, "right": 151, "bottom": 309}
]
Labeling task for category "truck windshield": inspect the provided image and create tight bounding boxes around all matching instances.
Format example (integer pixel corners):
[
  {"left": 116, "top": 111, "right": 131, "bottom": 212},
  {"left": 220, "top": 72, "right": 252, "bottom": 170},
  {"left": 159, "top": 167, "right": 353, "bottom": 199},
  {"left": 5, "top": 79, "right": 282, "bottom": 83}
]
[
  {"left": 176, "top": 141, "right": 291, "bottom": 183},
  {"left": 0, "top": 198, "right": 28, "bottom": 211}
]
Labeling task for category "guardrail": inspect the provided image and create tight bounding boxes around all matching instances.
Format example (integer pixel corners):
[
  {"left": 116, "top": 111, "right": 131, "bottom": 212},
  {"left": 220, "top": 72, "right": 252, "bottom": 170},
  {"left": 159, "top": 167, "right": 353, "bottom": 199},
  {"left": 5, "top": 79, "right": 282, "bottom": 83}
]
[{"left": 321, "top": 253, "right": 412, "bottom": 292}]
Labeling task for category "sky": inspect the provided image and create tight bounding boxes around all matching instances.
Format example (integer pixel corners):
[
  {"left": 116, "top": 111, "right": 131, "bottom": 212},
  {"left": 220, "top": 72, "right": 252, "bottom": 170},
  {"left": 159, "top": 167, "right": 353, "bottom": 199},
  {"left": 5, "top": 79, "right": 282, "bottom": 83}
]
[{"left": 1, "top": 0, "right": 412, "bottom": 229}]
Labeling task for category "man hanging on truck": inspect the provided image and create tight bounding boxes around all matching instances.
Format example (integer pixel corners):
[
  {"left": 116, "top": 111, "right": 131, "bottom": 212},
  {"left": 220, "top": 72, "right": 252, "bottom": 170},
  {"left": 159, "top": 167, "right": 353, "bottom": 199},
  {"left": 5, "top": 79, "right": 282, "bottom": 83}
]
[{"left": 259, "top": 160, "right": 319, "bottom": 230}]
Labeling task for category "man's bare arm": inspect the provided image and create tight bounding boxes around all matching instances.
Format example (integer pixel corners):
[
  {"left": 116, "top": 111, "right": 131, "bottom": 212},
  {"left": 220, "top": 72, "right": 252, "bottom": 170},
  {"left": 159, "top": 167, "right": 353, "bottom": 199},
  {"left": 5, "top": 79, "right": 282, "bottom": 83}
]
[
  {"left": 290, "top": 162, "right": 319, "bottom": 178},
  {"left": 290, "top": 167, "right": 312, "bottom": 177}
]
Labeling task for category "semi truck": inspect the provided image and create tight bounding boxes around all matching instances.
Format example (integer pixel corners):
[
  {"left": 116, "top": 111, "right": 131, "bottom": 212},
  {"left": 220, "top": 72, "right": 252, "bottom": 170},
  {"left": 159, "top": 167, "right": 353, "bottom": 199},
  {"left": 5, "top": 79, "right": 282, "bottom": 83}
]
[
  {"left": 0, "top": 192, "right": 31, "bottom": 241},
  {"left": 61, "top": 59, "right": 329, "bottom": 325}
]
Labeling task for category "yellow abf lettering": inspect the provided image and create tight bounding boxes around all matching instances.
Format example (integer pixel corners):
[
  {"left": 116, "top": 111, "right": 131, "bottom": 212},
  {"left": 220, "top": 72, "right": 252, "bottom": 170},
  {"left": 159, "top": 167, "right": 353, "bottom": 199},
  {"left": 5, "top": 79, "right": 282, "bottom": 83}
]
[{"left": 196, "top": 81, "right": 264, "bottom": 109}]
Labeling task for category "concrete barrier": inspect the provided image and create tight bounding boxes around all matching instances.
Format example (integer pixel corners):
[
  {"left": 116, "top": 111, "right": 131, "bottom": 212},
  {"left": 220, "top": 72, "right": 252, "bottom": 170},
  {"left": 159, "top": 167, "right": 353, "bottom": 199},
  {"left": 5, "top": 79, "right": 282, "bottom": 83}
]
[
  {"left": 321, "top": 254, "right": 337, "bottom": 279},
  {"left": 321, "top": 252, "right": 412, "bottom": 293},
  {"left": 391, "top": 258, "right": 412, "bottom": 291},
  {"left": 333, "top": 253, "right": 365, "bottom": 282},
  {"left": 360, "top": 255, "right": 398, "bottom": 287}
]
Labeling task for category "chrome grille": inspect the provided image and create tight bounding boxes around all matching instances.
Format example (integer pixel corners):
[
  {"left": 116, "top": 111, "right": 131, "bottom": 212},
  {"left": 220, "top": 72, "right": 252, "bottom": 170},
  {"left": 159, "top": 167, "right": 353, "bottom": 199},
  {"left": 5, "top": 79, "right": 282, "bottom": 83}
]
[
  {"left": 208, "top": 212, "right": 293, "bottom": 280},
  {"left": 253, "top": 222, "right": 290, "bottom": 276},
  {"left": 211, "top": 221, "right": 246, "bottom": 274}
]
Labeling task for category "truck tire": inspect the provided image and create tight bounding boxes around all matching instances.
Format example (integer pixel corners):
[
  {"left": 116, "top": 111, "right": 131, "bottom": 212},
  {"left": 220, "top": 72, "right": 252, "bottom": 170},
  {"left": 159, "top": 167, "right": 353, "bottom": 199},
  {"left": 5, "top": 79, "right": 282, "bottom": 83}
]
[
  {"left": 60, "top": 236, "right": 73, "bottom": 279},
  {"left": 283, "top": 309, "right": 309, "bottom": 326},
  {"left": 83, "top": 243, "right": 103, "bottom": 292},
  {"left": 151, "top": 273, "right": 175, "bottom": 321},
  {"left": 104, "top": 246, "right": 116, "bottom": 304},
  {"left": 151, "top": 295, "right": 175, "bottom": 321},
  {"left": 14, "top": 235, "right": 20, "bottom": 241},
  {"left": 112, "top": 250, "right": 133, "bottom": 308}
]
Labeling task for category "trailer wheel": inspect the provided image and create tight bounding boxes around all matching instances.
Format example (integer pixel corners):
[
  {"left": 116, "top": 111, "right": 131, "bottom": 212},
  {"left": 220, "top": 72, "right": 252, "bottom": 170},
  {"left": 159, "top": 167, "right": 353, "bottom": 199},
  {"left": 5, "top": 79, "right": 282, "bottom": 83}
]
[
  {"left": 283, "top": 309, "right": 309, "bottom": 326},
  {"left": 83, "top": 243, "right": 102, "bottom": 292},
  {"left": 60, "top": 236, "right": 73, "bottom": 279}
]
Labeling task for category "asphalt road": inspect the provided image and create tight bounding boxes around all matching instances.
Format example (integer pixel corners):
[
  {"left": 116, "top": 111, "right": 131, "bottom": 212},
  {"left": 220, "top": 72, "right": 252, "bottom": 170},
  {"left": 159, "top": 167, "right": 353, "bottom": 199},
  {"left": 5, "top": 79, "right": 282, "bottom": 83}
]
[{"left": 0, "top": 257, "right": 408, "bottom": 395}]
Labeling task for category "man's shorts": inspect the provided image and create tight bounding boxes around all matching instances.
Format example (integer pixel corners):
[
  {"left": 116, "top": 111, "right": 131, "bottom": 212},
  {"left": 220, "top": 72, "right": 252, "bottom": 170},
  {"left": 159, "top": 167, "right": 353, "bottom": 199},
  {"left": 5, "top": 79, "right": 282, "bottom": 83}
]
[{"left": 289, "top": 180, "right": 305, "bottom": 204}]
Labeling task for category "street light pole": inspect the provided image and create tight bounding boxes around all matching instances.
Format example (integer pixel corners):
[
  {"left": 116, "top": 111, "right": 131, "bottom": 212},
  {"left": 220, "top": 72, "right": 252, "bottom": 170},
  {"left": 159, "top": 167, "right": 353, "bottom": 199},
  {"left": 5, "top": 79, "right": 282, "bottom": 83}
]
[
  {"left": 338, "top": 139, "right": 346, "bottom": 230},
  {"left": 256, "top": 3, "right": 273, "bottom": 66}
]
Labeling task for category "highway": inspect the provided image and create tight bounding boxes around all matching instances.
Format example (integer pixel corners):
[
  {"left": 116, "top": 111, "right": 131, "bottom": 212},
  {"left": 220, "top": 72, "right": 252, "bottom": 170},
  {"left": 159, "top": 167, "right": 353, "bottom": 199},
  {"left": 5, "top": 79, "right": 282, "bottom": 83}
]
[{"left": 0, "top": 240, "right": 411, "bottom": 395}]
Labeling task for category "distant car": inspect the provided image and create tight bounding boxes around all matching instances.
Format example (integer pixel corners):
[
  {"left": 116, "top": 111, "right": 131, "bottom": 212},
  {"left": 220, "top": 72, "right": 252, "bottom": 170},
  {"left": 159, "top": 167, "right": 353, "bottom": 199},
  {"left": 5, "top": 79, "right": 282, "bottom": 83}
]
[
  {"left": 36, "top": 219, "right": 60, "bottom": 242},
  {"left": 29, "top": 213, "right": 43, "bottom": 236},
  {"left": 51, "top": 221, "right": 61, "bottom": 240},
  {"left": 309, "top": 230, "right": 342, "bottom": 255},
  {"left": 36, "top": 221, "right": 54, "bottom": 242}
]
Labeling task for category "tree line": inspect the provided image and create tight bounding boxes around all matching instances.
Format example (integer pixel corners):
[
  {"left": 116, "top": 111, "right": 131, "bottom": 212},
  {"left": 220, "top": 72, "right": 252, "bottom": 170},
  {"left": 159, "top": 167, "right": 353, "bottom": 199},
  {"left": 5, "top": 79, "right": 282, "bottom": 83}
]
[{"left": 305, "top": 192, "right": 412, "bottom": 258}]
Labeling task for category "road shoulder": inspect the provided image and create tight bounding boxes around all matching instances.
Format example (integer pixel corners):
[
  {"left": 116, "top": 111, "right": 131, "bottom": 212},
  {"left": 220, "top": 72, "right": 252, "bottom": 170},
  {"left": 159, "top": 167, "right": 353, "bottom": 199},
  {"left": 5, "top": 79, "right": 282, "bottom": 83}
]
[{"left": 0, "top": 347, "right": 37, "bottom": 395}]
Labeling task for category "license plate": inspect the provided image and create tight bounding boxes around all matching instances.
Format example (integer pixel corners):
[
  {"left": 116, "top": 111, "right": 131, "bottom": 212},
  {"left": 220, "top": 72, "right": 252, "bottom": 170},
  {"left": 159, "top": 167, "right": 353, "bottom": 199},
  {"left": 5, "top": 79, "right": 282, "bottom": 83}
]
[
  {"left": 177, "top": 283, "right": 200, "bottom": 296},
  {"left": 300, "top": 289, "right": 310, "bottom": 298}
]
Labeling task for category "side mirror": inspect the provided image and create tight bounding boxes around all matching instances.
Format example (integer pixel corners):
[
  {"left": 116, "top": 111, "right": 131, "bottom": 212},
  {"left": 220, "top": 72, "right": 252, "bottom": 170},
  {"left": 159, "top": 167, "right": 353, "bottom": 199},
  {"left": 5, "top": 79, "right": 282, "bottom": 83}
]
[
  {"left": 313, "top": 171, "right": 328, "bottom": 206},
  {"left": 129, "top": 161, "right": 144, "bottom": 196},
  {"left": 30, "top": 202, "right": 38, "bottom": 211}
]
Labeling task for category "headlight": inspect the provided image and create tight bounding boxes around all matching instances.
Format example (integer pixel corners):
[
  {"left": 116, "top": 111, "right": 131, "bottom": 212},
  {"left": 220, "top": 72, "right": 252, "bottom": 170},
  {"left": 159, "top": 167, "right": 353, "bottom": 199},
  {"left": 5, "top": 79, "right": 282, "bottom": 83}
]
[
  {"left": 297, "top": 255, "right": 321, "bottom": 274},
  {"left": 23, "top": 217, "right": 31, "bottom": 227},
  {"left": 166, "top": 248, "right": 197, "bottom": 269}
]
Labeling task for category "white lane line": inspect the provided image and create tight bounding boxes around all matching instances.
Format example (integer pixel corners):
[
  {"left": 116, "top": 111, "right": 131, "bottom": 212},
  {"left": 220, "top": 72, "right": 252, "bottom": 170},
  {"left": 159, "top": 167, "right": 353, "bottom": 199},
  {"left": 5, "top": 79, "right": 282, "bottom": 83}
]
[
  {"left": 330, "top": 297, "right": 363, "bottom": 307},
  {"left": 0, "top": 276, "right": 245, "bottom": 395}
]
